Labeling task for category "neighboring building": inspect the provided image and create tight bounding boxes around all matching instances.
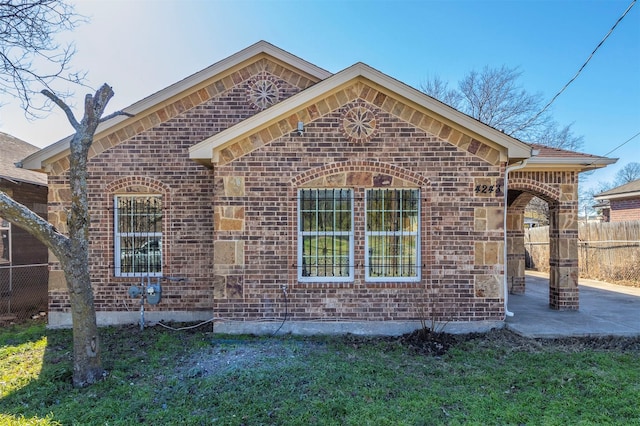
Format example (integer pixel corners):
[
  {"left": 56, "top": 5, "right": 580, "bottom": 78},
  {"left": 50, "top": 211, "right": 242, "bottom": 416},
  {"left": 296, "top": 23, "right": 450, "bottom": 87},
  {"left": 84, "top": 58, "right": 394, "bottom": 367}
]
[
  {"left": 593, "top": 179, "right": 640, "bottom": 222},
  {"left": 0, "top": 132, "right": 48, "bottom": 265},
  {"left": 524, "top": 208, "right": 548, "bottom": 228},
  {"left": 21, "top": 42, "right": 615, "bottom": 333},
  {"left": 0, "top": 132, "right": 49, "bottom": 318}
]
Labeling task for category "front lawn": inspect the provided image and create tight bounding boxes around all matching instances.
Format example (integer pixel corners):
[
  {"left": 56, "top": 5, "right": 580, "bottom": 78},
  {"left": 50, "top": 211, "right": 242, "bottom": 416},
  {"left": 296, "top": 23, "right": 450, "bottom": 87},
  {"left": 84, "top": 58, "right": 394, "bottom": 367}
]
[{"left": 1, "top": 321, "right": 638, "bottom": 425}]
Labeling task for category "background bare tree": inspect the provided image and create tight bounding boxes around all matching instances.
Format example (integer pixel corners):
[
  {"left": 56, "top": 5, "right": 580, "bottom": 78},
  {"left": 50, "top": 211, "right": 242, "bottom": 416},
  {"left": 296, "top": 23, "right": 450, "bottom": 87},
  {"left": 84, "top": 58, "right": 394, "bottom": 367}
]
[
  {"left": 0, "top": 0, "right": 122, "bottom": 387},
  {"left": 0, "top": 0, "right": 84, "bottom": 115},
  {"left": 422, "top": 65, "right": 585, "bottom": 224},
  {"left": 613, "top": 162, "right": 640, "bottom": 186},
  {"left": 421, "top": 65, "right": 584, "bottom": 150}
]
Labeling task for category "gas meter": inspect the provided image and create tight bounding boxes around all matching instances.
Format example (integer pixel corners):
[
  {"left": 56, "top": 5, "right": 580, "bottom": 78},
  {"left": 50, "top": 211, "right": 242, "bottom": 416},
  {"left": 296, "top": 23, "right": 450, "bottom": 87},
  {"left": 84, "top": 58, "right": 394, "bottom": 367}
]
[{"left": 146, "top": 283, "right": 161, "bottom": 305}]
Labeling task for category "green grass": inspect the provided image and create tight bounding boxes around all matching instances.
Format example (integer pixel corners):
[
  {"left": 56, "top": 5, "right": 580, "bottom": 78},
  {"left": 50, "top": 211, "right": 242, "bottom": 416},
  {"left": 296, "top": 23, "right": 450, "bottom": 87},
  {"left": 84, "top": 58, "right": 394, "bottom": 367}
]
[{"left": 0, "top": 321, "right": 639, "bottom": 425}]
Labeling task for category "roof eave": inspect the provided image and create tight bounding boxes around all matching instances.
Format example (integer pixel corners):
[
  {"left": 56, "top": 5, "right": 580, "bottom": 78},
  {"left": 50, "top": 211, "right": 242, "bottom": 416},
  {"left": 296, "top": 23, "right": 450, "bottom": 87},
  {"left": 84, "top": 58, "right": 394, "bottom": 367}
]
[
  {"left": 594, "top": 191, "right": 640, "bottom": 201},
  {"left": 0, "top": 174, "right": 47, "bottom": 187},
  {"left": 523, "top": 156, "right": 617, "bottom": 172}
]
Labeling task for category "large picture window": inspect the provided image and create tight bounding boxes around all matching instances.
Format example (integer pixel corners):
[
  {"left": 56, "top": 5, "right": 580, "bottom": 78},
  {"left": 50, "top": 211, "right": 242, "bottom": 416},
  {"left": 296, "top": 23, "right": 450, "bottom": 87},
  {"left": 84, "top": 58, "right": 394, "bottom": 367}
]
[
  {"left": 114, "top": 195, "right": 162, "bottom": 277},
  {"left": 365, "top": 189, "right": 420, "bottom": 282},
  {"left": 298, "top": 189, "right": 353, "bottom": 282}
]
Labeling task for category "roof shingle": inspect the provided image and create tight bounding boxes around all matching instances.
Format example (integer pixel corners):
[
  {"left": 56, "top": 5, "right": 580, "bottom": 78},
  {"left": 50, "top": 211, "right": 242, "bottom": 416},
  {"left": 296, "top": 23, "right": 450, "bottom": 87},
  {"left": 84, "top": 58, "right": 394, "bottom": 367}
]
[{"left": 0, "top": 132, "right": 47, "bottom": 186}]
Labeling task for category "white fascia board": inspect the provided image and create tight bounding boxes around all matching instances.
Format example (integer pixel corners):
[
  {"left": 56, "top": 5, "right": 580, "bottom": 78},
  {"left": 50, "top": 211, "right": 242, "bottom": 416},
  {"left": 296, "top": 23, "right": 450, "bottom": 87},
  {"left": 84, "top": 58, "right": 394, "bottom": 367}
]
[
  {"left": 22, "top": 41, "right": 332, "bottom": 171},
  {"left": 20, "top": 135, "right": 72, "bottom": 170},
  {"left": 524, "top": 156, "right": 618, "bottom": 171},
  {"left": 594, "top": 191, "right": 640, "bottom": 201},
  {"left": 190, "top": 63, "right": 532, "bottom": 162}
]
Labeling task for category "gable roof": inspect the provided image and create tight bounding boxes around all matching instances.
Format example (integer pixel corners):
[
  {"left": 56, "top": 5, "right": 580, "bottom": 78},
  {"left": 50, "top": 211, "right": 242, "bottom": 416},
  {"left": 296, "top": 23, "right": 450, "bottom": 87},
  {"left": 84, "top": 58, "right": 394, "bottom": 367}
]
[
  {"left": 21, "top": 41, "right": 332, "bottom": 171},
  {"left": 189, "top": 62, "right": 534, "bottom": 166},
  {"left": 0, "top": 132, "right": 47, "bottom": 186},
  {"left": 594, "top": 178, "right": 640, "bottom": 201},
  {"left": 19, "top": 41, "right": 615, "bottom": 174}
]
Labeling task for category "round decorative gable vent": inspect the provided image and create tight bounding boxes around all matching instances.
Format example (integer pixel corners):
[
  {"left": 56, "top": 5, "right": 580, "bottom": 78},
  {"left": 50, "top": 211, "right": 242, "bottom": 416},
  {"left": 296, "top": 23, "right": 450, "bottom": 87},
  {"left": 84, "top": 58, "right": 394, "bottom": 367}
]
[
  {"left": 341, "top": 103, "right": 377, "bottom": 143},
  {"left": 246, "top": 74, "right": 280, "bottom": 110}
]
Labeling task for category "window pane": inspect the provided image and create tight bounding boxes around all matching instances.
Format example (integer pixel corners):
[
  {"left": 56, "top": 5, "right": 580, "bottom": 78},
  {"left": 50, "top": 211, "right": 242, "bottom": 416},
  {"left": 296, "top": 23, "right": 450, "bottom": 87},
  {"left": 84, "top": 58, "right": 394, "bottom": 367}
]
[
  {"left": 115, "top": 196, "right": 162, "bottom": 276},
  {"left": 119, "top": 236, "right": 162, "bottom": 275},
  {"left": 301, "top": 210, "right": 316, "bottom": 232},
  {"left": 366, "top": 189, "right": 419, "bottom": 281},
  {"left": 1, "top": 229, "right": 9, "bottom": 263},
  {"left": 299, "top": 189, "right": 353, "bottom": 281}
]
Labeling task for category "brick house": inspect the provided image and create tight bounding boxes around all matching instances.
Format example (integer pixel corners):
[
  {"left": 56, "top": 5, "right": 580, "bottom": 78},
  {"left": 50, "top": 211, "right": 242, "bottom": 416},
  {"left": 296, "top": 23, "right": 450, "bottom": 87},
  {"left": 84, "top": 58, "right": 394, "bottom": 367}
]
[
  {"left": 22, "top": 42, "right": 615, "bottom": 333},
  {"left": 593, "top": 179, "right": 640, "bottom": 222}
]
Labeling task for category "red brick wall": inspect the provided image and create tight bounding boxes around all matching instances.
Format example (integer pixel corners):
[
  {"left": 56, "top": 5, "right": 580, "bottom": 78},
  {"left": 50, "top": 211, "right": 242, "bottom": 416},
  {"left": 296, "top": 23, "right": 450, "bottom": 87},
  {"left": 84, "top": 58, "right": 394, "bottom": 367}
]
[
  {"left": 213, "top": 104, "right": 505, "bottom": 322},
  {"left": 47, "top": 61, "right": 506, "bottom": 323},
  {"left": 48, "top": 61, "right": 311, "bottom": 313},
  {"left": 610, "top": 198, "right": 640, "bottom": 222}
]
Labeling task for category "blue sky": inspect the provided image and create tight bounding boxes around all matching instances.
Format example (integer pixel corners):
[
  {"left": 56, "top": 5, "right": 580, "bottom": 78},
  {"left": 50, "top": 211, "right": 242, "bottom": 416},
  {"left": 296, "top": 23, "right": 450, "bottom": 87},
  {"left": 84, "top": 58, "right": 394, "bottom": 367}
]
[{"left": 1, "top": 0, "right": 638, "bottom": 192}]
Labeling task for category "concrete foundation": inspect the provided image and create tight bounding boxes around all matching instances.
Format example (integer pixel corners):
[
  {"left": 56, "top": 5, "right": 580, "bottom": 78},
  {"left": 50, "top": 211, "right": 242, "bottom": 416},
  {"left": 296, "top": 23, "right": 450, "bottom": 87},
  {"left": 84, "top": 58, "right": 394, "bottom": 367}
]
[{"left": 48, "top": 311, "right": 504, "bottom": 336}]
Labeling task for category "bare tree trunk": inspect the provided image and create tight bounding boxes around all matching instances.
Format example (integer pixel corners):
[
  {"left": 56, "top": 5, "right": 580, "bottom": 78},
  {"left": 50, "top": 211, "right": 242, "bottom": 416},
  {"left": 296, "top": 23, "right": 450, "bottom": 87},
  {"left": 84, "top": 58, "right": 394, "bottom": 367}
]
[
  {"left": 45, "top": 84, "right": 118, "bottom": 387},
  {"left": 65, "top": 125, "right": 102, "bottom": 386},
  {"left": 12, "top": 83, "right": 124, "bottom": 387}
]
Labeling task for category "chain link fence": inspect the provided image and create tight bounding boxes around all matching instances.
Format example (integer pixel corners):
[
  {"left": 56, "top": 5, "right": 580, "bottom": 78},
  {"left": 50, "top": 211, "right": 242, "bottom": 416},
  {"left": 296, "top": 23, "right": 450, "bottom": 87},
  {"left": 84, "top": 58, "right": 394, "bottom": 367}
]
[{"left": 0, "top": 264, "right": 48, "bottom": 324}]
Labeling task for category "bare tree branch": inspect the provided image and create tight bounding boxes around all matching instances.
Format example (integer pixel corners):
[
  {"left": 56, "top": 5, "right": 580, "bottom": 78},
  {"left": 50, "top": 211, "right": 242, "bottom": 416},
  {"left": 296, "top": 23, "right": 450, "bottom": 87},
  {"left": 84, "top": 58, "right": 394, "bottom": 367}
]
[
  {"left": 41, "top": 87, "right": 79, "bottom": 129},
  {"left": 1, "top": 0, "right": 109, "bottom": 388},
  {"left": 420, "top": 65, "right": 583, "bottom": 152},
  {"left": 100, "top": 110, "right": 134, "bottom": 123},
  {"left": 0, "top": 190, "right": 70, "bottom": 258},
  {"left": 420, "top": 75, "right": 462, "bottom": 109},
  {"left": 0, "top": 0, "right": 87, "bottom": 116},
  {"left": 614, "top": 162, "right": 640, "bottom": 185}
]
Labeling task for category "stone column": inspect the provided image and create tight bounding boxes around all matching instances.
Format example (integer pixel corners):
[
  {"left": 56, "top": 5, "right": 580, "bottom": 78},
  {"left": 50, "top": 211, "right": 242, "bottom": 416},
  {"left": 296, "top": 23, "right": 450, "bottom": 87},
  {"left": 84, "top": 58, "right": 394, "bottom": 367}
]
[
  {"left": 548, "top": 184, "right": 579, "bottom": 310},
  {"left": 506, "top": 206, "right": 526, "bottom": 294}
]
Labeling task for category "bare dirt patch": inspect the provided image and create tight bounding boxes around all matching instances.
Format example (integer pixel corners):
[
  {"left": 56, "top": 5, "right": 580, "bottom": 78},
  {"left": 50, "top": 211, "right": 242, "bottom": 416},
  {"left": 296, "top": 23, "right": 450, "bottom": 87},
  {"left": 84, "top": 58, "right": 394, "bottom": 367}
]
[
  {"left": 177, "top": 338, "right": 327, "bottom": 379},
  {"left": 176, "top": 328, "right": 640, "bottom": 378}
]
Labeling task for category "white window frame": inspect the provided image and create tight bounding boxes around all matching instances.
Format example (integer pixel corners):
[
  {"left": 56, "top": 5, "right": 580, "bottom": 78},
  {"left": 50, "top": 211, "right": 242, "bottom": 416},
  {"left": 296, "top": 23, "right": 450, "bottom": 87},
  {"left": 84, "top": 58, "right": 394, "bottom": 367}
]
[
  {"left": 365, "top": 189, "right": 421, "bottom": 282},
  {"left": 114, "top": 195, "right": 163, "bottom": 277},
  {"left": 297, "top": 189, "right": 354, "bottom": 283}
]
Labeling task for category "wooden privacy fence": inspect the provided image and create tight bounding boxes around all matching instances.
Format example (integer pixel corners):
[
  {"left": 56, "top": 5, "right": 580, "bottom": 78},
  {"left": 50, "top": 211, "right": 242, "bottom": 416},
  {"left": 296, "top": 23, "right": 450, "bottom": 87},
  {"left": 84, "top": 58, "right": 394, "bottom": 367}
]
[{"left": 525, "top": 220, "right": 640, "bottom": 286}]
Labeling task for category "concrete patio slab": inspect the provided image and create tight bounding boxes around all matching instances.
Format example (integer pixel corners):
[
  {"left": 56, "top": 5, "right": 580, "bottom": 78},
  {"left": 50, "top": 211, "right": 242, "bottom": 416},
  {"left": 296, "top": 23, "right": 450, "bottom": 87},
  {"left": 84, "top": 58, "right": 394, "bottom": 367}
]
[{"left": 506, "top": 271, "right": 640, "bottom": 338}]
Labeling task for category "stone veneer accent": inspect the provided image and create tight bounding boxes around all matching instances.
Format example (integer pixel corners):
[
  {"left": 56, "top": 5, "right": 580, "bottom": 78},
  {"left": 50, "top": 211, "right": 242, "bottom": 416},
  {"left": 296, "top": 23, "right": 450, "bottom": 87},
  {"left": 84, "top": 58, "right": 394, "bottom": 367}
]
[
  {"left": 47, "top": 58, "right": 319, "bottom": 176},
  {"left": 211, "top": 93, "right": 506, "bottom": 324},
  {"left": 43, "top": 51, "right": 584, "bottom": 328},
  {"left": 46, "top": 57, "right": 315, "bottom": 317},
  {"left": 507, "top": 170, "right": 580, "bottom": 310}
]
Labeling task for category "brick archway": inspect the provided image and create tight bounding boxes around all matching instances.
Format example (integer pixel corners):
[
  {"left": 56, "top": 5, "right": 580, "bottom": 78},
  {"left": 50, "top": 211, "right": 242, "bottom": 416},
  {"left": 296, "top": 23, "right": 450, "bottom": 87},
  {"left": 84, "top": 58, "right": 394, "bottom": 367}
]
[{"left": 507, "top": 170, "right": 579, "bottom": 310}]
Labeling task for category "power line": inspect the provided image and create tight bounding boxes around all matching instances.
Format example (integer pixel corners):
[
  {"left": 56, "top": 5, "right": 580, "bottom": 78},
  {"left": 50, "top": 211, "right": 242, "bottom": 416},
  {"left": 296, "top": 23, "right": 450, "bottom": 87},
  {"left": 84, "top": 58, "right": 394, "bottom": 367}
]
[
  {"left": 586, "top": 130, "right": 640, "bottom": 167},
  {"left": 600, "top": 130, "right": 640, "bottom": 158},
  {"left": 516, "top": 0, "right": 637, "bottom": 132}
]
